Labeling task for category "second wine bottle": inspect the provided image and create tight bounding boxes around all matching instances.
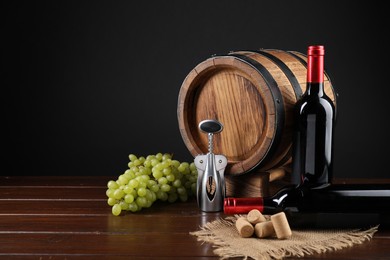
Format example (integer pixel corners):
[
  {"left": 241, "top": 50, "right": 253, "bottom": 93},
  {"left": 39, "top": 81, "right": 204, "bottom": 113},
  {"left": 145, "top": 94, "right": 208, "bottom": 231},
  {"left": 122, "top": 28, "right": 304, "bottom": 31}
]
[{"left": 292, "top": 45, "right": 336, "bottom": 186}]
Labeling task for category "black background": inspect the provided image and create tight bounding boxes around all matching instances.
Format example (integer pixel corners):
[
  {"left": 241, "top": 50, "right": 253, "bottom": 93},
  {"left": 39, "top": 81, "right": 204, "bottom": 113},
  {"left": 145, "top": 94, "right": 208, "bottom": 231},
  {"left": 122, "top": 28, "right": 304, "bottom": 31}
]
[{"left": 3, "top": 1, "right": 389, "bottom": 179}]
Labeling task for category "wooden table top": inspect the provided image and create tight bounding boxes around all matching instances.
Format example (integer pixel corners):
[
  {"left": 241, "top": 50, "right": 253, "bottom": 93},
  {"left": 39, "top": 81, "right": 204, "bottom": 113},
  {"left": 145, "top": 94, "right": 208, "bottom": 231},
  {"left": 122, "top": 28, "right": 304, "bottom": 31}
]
[{"left": 1, "top": 176, "right": 389, "bottom": 259}]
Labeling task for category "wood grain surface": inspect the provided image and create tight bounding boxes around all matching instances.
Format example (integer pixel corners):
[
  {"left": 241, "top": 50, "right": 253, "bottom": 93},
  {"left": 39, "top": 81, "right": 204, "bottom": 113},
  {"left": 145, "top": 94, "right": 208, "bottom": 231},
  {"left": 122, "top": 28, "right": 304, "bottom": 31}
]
[{"left": 1, "top": 176, "right": 389, "bottom": 259}]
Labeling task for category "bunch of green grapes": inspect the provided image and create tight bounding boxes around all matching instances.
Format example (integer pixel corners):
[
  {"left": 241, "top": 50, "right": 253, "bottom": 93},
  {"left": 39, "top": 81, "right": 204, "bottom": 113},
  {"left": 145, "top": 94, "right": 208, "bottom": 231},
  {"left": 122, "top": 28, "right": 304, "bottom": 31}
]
[{"left": 106, "top": 153, "right": 198, "bottom": 216}]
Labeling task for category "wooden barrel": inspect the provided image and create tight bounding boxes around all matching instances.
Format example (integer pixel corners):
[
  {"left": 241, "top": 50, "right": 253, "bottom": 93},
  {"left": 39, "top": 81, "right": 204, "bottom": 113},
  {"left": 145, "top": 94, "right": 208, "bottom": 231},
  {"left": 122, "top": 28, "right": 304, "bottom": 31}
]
[{"left": 177, "top": 49, "right": 337, "bottom": 176}]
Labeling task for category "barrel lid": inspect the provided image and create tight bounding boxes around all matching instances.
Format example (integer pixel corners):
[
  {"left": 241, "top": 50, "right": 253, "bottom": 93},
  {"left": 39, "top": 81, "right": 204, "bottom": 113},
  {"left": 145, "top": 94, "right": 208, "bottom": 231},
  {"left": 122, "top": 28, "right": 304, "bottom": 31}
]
[{"left": 177, "top": 55, "right": 278, "bottom": 175}]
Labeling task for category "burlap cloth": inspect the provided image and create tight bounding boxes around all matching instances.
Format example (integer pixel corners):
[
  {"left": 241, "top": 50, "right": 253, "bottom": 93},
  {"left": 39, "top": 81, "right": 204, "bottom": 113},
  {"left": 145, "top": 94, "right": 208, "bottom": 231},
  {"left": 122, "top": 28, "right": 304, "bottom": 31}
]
[{"left": 190, "top": 215, "right": 378, "bottom": 260}]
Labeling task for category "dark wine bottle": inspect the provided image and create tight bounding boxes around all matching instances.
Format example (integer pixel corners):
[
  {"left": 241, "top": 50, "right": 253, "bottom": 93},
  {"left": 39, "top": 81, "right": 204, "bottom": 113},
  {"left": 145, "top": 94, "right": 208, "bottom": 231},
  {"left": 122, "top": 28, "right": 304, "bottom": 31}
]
[
  {"left": 224, "top": 184, "right": 390, "bottom": 228},
  {"left": 292, "top": 45, "right": 335, "bottom": 186}
]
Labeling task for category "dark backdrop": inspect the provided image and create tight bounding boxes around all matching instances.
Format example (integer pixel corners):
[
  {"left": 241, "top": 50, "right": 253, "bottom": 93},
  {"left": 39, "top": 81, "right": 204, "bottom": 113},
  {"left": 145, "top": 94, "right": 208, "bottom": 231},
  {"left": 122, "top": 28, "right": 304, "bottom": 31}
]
[{"left": 3, "top": 1, "right": 389, "bottom": 179}]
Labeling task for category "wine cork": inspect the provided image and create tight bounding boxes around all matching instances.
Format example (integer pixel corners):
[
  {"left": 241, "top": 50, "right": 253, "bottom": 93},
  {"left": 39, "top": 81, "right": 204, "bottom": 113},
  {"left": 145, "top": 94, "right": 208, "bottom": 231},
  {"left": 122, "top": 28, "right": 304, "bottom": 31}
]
[
  {"left": 254, "top": 221, "right": 275, "bottom": 238},
  {"left": 247, "top": 209, "right": 267, "bottom": 224},
  {"left": 235, "top": 217, "right": 254, "bottom": 238},
  {"left": 270, "top": 212, "right": 292, "bottom": 239}
]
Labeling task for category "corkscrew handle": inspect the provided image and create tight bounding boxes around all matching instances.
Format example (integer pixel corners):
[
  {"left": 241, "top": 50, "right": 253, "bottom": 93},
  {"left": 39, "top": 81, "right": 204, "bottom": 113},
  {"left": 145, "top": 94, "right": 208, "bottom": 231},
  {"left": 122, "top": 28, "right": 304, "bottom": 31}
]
[{"left": 198, "top": 119, "right": 223, "bottom": 154}]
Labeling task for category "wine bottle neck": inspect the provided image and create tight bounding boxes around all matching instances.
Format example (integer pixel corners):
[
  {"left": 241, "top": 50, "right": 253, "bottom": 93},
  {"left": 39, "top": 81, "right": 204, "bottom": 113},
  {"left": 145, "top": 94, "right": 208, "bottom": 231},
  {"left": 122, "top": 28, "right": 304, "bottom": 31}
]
[
  {"left": 306, "top": 82, "right": 325, "bottom": 96},
  {"left": 224, "top": 197, "right": 264, "bottom": 214}
]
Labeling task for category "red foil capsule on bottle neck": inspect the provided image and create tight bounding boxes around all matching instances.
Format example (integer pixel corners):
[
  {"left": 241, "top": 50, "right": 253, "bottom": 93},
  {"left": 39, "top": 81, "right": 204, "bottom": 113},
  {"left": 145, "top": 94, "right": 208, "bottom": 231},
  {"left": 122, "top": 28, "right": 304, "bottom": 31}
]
[
  {"left": 307, "top": 45, "right": 325, "bottom": 83},
  {"left": 224, "top": 197, "right": 264, "bottom": 214}
]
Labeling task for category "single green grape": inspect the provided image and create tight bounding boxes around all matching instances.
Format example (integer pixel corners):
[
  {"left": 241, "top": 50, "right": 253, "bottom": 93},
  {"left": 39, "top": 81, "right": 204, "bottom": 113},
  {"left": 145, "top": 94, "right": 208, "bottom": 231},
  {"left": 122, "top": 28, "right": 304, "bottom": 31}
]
[
  {"left": 136, "top": 196, "right": 148, "bottom": 208},
  {"left": 112, "top": 204, "right": 122, "bottom": 216},
  {"left": 113, "top": 189, "right": 125, "bottom": 200},
  {"left": 190, "top": 162, "right": 196, "bottom": 171},
  {"left": 161, "top": 184, "right": 171, "bottom": 192},
  {"left": 133, "top": 159, "right": 142, "bottom": 166},
  {"left": 150, "top": 184, "right": 159, "bottom": 193},
  {"left": 123, "top": 185, "right": 133, "bottom": 194},
  {"left": 158, "top": 177, "right": 168, "bottom": 185},
  {"left": 130, "top": 189, "right": 137, "bottom": 198},
  {"left": 128, "top": 202, "right": 138, "bottom": 212},
  {"left": 177, "top": 187, "right": 186, "bottom": 195},
  {"left": 162, "top": 153, "right": 172, "bottom": 161},
  {"left": 152, "top": 169, "right": 163, "bottom": 179},
  {"left": 106, "top": 189, "right": 115, "bottom": 198},
  {"left": 107, "top": 198, "right": 117, "bottom": 206},
  {"left": 163, "top": 167, "right": 172, "bottom": 176},
  {"left": 177, "top": 164, "right": 186, "bottom": 173},
  {"left": 181, "top": 162, "right": 190, "bottom": 168},
  {"left": 143, "top": 160, "right": 152, "bottom": 168},
  {"left": 154, "top": 163, "right": 164, "bottom": 171},
  {"left": 151, "top": 158, "right": 159, "bottom": 167},
  {"left": 129, "top": 179, "right": 139, "bottom": 188},
  {"left": 155, "top": 153, "right": 163, "bottom": 161},
  {"left": 137, "top": 187, "right": 147, "bottom": 197},
  {"left": 144, "top": 199, "right": 153, "bottom": 208},
  {"left": 161, "top": 161, "right": 170, "bottom": 169},
  {"left": 145, "top": 190, "right": 155, "bottom": 202},
  {"left": 166, "top": 174, "right": 175, "bottom": 182},
  {"left": 107, "top": 180, "right": 119, "bottom": 189},
  {"left": 124, "top": 194, "right": 134, "bottom": 203},
  {"left": 118, "top": 175, "right": 129, "bottom": 186},
  {"left": 138, "top": 181, "right": 147, "bottom": 189},
  {"left": 120, "top": 201, "right": 129, "bottom": 210},
  {"left": 129, "top": 154, "right": 137, "bottom": 162},
  {"left": 171, "top": 160, "right": 180, "bottom": 168},
  {"left": 124, "top": 169, "right": 135, "bottom": 179},
  {"left": 173, "top": 179, "right": 182, "bottom": 188},
  {"left": 147, "top": 180, "right": 157, "bottom": 188}
]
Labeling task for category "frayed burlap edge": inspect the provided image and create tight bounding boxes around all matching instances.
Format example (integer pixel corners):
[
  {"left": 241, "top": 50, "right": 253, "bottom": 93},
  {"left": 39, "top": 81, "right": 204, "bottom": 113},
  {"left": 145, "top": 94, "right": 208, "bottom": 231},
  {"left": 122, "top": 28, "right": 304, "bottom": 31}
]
[{"left": 189, "top": 215, "right": 379, "bottom": 260}]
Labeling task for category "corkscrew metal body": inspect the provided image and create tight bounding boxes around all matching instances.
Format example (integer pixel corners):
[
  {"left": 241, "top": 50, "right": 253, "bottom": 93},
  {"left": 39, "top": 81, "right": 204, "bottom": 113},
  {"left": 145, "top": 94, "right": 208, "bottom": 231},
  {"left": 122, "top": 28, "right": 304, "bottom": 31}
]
[{"left": 194, "top": 119, "right": 227, "bottom": 212}]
